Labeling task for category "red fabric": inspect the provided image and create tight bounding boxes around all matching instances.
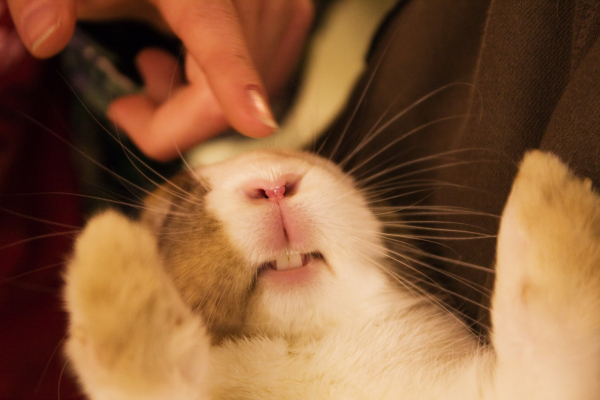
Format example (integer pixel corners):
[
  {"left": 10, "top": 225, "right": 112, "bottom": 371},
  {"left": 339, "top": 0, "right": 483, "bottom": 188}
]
[{"left": 0, "top": 2, "right": 83, "bottom": 398}]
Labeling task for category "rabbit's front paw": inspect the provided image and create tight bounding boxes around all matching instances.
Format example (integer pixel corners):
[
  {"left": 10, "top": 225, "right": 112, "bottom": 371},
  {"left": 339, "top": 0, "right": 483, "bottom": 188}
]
[{"left": 64, "top": 210, "right": 211, "bottom": 400}]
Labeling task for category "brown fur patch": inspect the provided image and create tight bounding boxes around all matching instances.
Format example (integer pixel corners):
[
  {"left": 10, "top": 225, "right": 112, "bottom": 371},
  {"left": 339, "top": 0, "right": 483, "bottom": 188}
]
[{"left": 142, "top": 172, "right": 256, "bottom": 343}]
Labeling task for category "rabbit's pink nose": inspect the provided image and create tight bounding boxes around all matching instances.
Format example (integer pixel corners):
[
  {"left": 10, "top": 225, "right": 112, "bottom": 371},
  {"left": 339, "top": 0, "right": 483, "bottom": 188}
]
[
  {"left": 243, "top": 176, "right": 299, "bottom": 202},
  {"left": 263, "top": 186, "right": 286, "bottom": 201}
]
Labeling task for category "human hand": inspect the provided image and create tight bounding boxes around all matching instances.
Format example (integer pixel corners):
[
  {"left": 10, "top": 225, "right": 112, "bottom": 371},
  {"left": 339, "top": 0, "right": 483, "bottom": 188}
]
[{"left": 7, "top": 0, "right": 314, "bottom": 160}]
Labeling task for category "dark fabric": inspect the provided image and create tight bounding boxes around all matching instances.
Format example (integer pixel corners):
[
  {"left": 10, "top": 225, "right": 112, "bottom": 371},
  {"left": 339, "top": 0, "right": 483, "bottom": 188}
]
[
  {"left": 0, "top": 2, "right": 83, "bottom": 398},
  {"left": 318, "top": 0, "right": 600, "bottom": 336}
]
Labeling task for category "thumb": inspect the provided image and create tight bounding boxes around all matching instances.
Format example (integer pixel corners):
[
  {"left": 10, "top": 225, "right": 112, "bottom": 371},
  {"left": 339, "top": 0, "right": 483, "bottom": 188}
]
[{"left": 7, "top": 0, "right": 76, "bottom": 58}]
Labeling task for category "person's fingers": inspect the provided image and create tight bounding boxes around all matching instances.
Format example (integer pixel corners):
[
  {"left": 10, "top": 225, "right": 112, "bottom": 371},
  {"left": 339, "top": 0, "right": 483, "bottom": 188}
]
[
  {"left": 234, "top": 0, "right": 288, "bottom": 78},
  {"left": 154, "top": 0, "right": 279, "bottom": 139},
  {"left": 255, "top": 0, "right": 314, "bottom": 94},
  {"left": 232, "top": 0, "right": 260, "bottom": 51},
  {"left": 7, "top": 0, "right": 76, "bottom": 58},
  {"left": 135, "top": 48, "right": 184, "bottom": 104},
  {"left": 108, "top": 83, "right": 228, "bottom": 161}
]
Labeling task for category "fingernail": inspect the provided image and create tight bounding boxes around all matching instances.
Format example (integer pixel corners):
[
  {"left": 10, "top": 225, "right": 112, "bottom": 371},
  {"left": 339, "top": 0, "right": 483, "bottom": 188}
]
[
  {"left": 248, "top": 88, "right": 279, "bottom": 130},
  {"left": 21, "top": 2, "right": 60, "bottom": 52}
]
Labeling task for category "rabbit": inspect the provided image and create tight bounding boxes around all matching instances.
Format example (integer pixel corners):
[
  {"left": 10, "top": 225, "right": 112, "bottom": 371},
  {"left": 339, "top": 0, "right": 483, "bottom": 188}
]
[{"left": 63, "top": 148, "right": 600, "bottom": 400}]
